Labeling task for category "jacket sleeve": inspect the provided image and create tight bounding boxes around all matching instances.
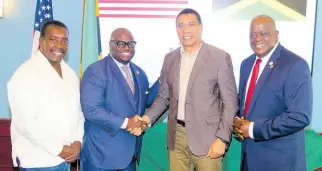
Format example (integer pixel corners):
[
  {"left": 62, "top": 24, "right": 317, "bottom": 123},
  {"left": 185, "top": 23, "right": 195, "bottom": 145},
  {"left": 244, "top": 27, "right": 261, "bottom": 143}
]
[
  {"left": 253, "top": 60, "right": 312, "bottom": 141},
  {"left": 145, "top": 55, "right": 171, "bottom": 124},
  {"left": 80, "top": 65, "right": 124, "bottom": 136},
  {"left": 215, "top": 53, "right": 239, "bottom": 143}
]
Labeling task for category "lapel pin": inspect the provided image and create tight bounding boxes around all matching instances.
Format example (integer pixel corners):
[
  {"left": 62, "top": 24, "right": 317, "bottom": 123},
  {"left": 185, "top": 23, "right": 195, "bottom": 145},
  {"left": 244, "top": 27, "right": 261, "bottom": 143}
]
[
  {"left": 136, "top": 70, "right": 140, "bottom": 75},
  {"left": 269, "top": 61, "right": 274, "bottom": 69}
]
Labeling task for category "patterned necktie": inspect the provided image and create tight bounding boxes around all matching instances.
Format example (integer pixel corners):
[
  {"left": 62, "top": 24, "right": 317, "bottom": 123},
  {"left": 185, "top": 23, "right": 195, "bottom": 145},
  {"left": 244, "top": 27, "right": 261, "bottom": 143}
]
[
  {"left": 121, "top": 66, "right": 135, "bottom": 94},
  {"left": 244, "top": 59, "right": 262, "bottom": 116}
]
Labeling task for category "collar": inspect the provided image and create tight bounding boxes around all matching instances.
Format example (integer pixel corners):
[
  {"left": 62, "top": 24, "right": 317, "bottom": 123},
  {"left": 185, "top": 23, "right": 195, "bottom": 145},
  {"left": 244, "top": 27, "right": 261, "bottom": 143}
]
[
  {"left": 180, "top": 42, "right": 203, "bottom": 56},
  {"left": 35, "top": 50, "right": 65, "bottom": 66},
  {"left": 110, "top": 53, "right": 131, "bottom": 68},
  {"left": 255, "top": 42, "right": 279, "bottom": 60}
]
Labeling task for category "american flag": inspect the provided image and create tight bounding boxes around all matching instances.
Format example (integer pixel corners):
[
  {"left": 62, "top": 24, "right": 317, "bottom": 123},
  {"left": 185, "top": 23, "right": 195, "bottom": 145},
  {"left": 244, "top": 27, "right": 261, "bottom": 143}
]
[
  {"left": 98, "top": 0, "right": 188, "bottom": 18},
  {"left": 32, "top": 0, "right": 53, "bottom": 56}
]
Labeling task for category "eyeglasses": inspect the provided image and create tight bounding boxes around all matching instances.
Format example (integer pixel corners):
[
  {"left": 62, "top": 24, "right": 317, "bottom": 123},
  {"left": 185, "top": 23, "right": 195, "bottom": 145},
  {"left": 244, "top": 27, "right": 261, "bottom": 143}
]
[{"left": 110, "top": 40, "right": 137, "bottom": 48}]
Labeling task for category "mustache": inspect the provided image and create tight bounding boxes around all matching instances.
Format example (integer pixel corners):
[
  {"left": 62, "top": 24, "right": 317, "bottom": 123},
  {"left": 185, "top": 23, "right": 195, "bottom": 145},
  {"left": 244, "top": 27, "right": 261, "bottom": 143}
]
[
  {"left": 50, "top": 48, "right": 66, "bottom": 54},
  {"left": 119, "top": 48, "right": 131, "bottom": 53}
]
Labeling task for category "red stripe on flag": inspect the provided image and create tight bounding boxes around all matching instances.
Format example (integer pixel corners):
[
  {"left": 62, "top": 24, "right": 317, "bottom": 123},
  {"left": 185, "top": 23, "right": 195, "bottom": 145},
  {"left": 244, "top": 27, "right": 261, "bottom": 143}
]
[
  {"left": 99, "top": 7, "right": 183, "bottom": 11},
  {"left": 99, "top": 0, "right": 188, "bottom": 4},
  {"left": 99, "top": 14, "right": 177, "bottom": 18}
]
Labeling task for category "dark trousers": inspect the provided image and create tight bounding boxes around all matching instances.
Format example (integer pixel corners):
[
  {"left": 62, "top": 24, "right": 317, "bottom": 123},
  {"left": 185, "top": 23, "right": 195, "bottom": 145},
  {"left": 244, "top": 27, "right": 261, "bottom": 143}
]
[{"left": 241, "top": 153, "right": 249, "bottom": 171}]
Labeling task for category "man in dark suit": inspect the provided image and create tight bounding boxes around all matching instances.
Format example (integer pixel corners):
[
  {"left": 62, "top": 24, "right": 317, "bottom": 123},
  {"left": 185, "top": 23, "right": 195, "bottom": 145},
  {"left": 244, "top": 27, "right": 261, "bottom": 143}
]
[
  {"left": 233, "top": 15, "right": 312, "bottom": 171},
  {"left": 80, "top": 28, "right": 149, "bottom": 171},
  {"left": 140, "top": 8, "right": 238, "bottom": 171}
]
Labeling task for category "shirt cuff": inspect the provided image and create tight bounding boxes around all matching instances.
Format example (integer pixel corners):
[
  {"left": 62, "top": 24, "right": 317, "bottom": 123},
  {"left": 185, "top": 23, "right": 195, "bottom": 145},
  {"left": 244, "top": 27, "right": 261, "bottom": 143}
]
[
  {"left": 249, "top": 122, "right": 254, "bottom": 139},
  {"left": 121, "top": 118, "right": 128, "bottom": 129}
]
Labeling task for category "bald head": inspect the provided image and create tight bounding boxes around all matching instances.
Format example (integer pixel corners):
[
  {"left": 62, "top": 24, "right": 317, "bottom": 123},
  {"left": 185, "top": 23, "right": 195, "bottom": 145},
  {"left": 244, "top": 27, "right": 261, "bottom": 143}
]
[
  {"left": 110, "top": 28, "right": 134, "bottom": 41},
  {"left": 249, "top": 15, "right": 279, "bottom": 58},
  {"left": 109, "top": 28, "right": 136, "bottom": 65},
  {"left": 251, "top": 15, "right": 276, "bottom": 31}
]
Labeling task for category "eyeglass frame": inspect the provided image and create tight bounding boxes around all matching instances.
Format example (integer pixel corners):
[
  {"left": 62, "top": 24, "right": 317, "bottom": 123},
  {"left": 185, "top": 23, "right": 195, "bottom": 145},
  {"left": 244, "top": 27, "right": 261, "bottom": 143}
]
[{"left": 109, "top": 40, "right": 137, "bottom": 48}]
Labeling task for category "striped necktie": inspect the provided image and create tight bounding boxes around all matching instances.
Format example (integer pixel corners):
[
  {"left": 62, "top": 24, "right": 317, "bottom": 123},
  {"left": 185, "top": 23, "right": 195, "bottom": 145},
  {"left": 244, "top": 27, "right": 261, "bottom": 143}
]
[{"left": 121, "top": 66, "right": 135, "bottom": 94}]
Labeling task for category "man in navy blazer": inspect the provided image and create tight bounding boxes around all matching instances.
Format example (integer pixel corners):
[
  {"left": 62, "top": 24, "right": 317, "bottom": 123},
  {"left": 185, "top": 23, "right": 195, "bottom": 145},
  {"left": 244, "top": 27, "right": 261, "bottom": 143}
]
[
  {"left": 233, "top": 15, "right": 312, "bottom": 171},
  {"left": 80, "top": 28, "right": 149, "bottom": 171}
]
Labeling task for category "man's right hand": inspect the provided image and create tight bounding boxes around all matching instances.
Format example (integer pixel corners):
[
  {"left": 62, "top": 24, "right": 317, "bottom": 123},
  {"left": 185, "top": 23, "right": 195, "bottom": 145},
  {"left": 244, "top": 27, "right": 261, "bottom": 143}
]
[
  {"left": 126, "top": 115, "right": 142, "bottom": 130},
  {"left": 131, "top": 115, "right": 150, "bottom": 136},
  {"left": 58, "top": 145, "right": 75, "bottom": 159},
  {"left": 126, "top": 115, "right": 149, "bottom": 136}
]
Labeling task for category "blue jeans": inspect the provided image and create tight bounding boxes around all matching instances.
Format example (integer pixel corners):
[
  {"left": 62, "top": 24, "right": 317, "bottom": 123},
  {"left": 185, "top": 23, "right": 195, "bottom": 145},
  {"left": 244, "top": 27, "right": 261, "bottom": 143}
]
[
  {"left": 20, "top": 162, "right": 70, "bottom": 171},
  {"left": 80, "top": 160, "right": 136, "bottom": 171}
]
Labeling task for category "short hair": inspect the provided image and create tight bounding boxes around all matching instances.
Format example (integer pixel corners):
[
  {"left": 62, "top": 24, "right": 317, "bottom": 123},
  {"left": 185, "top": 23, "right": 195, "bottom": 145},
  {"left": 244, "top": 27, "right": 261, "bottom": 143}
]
[
  {"left": 176, "top": 8, "right": 202, "bottom": 24},
  {"left": 40, "top": 20, "right": 69, "bottom": 38}
]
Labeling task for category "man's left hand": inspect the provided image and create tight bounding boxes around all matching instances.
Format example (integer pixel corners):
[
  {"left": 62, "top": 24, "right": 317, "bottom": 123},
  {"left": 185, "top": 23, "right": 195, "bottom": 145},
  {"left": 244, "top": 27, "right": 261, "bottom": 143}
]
[
  {"left": 233, "top": 117, "right": 250, "bottom": 139},
  {"left": 206, "top": 138, "right": 226, "bottom": 159},
  {"left": 65, "top": 141, "right": 81, "bottom": 163},
  {"left": 232, "top": 117, "right": 245, "bottom": 139}
]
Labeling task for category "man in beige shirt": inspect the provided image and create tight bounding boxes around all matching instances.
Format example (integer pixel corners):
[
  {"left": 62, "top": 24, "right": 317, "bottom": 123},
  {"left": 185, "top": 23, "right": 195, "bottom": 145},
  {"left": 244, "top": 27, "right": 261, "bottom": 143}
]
[
  {"left": 138, "top": 8, "right": 238, "bottom": 171},
  {"left": 177, "top": 44, "right": 201, "bottom": 121}
]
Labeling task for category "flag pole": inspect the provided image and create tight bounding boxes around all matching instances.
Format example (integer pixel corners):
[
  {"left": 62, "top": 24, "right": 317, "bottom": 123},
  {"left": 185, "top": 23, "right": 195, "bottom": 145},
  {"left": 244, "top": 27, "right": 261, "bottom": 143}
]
[
  {"left": 79, "top": 0, "right": 86, "bottom": 79},
  {"left": 77, "top": 0, "right": 86, "bottom": 168}
]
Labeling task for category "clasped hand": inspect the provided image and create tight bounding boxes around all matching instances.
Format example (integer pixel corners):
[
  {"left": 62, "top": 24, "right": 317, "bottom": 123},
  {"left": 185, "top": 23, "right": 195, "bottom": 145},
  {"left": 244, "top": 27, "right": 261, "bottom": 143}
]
[
  {"left": 126, "top": 115, "right": 149, "bottom": 136},
  {"left": 58, "top": 141, "right": 81, "bottom": 163},
  {"left": 232, "top": 117, "right": 250, "bottom": 140}
]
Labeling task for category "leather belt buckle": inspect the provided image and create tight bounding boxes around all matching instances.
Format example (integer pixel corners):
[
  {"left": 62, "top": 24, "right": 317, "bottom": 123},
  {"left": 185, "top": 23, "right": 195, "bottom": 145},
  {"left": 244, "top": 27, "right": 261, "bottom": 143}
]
[{"left": 177, "top": 120, "right": 185, "bottom": 127}]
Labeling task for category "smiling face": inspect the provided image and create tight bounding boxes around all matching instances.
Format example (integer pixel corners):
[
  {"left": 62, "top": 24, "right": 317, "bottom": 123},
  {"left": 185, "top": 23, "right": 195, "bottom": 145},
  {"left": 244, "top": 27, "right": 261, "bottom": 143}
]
[
  {"left": 250, "top": 16, "right": 279, "bottom": 58},
  {"left": 109, "top": 28, "right": 136, "bottom": 65},
  {"left": 39, "top": 25, "right": 68, "bottom": 64},
  {"left": 176, "top": 13, "right": 203, "bottom": 50}
]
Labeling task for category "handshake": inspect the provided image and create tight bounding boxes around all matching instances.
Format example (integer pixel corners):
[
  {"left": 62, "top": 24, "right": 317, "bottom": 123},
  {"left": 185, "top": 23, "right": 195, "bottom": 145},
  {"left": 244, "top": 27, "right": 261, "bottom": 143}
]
[
  {"left": 232, "top": 116, "right": 251, "bottom": 140},
  {"left": 126, "top": 115, "right": 150, "bottom": 136}
]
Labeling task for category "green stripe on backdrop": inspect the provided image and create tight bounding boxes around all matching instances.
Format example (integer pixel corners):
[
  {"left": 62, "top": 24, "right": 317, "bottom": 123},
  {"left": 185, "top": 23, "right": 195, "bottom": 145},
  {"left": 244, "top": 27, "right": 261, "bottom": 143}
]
[{"left": 80, "top": 0, "right": 101, "bottom": 78}]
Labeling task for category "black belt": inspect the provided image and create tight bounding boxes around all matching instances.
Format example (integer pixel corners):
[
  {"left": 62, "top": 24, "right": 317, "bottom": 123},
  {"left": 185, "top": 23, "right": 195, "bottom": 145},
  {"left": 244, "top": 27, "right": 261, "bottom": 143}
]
[{"left": 177, "top": 120, "right": 185, "bottom": 127}]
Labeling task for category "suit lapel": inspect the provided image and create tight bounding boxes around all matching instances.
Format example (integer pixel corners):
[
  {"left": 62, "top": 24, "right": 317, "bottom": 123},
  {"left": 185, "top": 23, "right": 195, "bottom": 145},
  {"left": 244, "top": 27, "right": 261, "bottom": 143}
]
[
  {"left": 130, "top": 64, "right": 142, "bottom": 114},
  {"left": 172, "top": 50, "right": 181, "bottom": 101},
  {"left": 107, "top": 56, "right": 136, "bottom": 111},
  {"left": 240, "top": 55, "right": 256, "bottom": 116},
  {"left": 247, "top": 44, "right": 282, "bottom": 117},
  {"left": 187, "top": 43, "right": 208, "bottom": 91}
]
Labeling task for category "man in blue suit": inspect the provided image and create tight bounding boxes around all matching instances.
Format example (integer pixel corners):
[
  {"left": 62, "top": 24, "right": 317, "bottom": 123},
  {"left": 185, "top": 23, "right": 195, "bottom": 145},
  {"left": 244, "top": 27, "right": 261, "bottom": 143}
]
[
  {"left": 233, "top": 15, "right": 312, "bottom": 171},
  {"left": 80, "top": 28, "right": 149, "bottom": 171}
]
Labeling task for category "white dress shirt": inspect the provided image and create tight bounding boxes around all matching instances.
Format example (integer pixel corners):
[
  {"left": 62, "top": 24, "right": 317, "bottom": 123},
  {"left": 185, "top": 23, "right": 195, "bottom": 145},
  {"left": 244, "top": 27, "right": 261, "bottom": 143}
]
[
  {"left": 7, "top": 51, "right": 84, "bottom": 168},
  {"left": 245, "top": 43, "right": 279, "bottom": 139},
  {"left": 110, "top": 55, "right": 134, "bottom": 129}
]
